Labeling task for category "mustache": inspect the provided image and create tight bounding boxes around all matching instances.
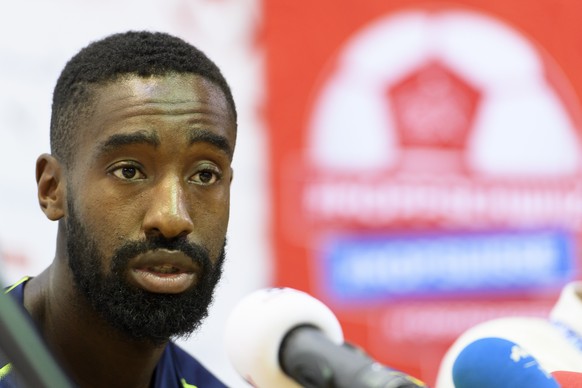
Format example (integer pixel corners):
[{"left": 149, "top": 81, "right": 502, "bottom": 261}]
[{"left": 109, "top": 236, "right": 212, "bottom": 274}]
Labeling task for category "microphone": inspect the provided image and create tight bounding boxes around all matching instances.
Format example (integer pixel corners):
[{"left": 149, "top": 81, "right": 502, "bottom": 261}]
[
  {"left": 551, "top": 371, "right": 582, "bottom": 387},
  {"left": 0, "top": 278, "right": 73, "bottom": 387},
  {"left": 452, "top": 337, "right": 560, "bottom": 388},
  {"left": 224, "top": 287, "right": 426, "bottom": 388}
]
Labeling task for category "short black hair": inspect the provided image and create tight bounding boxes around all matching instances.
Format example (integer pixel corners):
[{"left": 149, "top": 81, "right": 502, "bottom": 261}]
[{"left": 50, "top": 30, "right": 237, "bottom": 165}]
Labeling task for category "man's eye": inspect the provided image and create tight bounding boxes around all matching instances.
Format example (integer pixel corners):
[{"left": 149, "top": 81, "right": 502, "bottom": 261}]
[
  {"left": 192, "top": 169, "right": 221, "bottom": 185},
  {"left": 111, "top": 166, "right": 146, "bottom": 180}
]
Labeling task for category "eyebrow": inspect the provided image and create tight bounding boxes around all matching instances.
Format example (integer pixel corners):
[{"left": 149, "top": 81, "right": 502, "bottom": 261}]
[
  {"left": 95, "top": 129, "right": 233, "bottom": 158},
  {"left": 188, "top": 128, "right": 233, "bottom": 157},
  {"left": 97, "top": 131, "right": 160, "bottom": 154}
]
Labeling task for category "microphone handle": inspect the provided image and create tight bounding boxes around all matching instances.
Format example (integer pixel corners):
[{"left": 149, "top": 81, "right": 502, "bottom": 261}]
[
  {"left": 279, "top": 325, "right": 426, "bottom": 388},
  {"left": 0, "top": 284, "right": 73, "bottom": 387}
]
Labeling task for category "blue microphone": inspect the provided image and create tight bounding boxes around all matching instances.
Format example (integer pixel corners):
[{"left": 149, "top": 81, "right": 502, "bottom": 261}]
[{"left": 452, "top": 337, "right": 560, "bottom": 388}]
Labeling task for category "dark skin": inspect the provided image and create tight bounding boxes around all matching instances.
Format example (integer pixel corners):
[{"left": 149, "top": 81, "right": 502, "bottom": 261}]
[{"left": 23, "top": 73, "right": 236, "bottom": 388}]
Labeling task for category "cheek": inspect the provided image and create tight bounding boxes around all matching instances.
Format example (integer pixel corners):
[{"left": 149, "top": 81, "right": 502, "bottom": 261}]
[
  {"left": 195, "top": 193, "right": 230, "bottom": 252},
  {"left": 79, "top": 189, "right": 142, "bottom": 247},
  {"left": 213, "top": 191, "right": 231, "bottom": 231}
]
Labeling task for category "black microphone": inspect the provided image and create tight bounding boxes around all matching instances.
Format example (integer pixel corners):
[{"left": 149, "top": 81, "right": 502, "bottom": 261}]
[
  {"left": 0, "top": 277, "right": 73, "bottom": 387},
  {"left": 224, "top": 287, "right": 427, "bottom": 388},
  {"left": 280, "top": 324, "right": 426, "bottom": 388}
]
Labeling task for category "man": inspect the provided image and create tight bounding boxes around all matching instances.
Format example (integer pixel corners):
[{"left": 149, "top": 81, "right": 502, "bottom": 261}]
[{"left": 1, "top": 31, "right": 237, "bottom": 387}]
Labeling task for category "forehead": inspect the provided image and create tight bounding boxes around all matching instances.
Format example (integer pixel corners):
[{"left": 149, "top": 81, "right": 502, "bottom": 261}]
[{"left": 76, "top": 73, "right": 236, "bottom": 150}]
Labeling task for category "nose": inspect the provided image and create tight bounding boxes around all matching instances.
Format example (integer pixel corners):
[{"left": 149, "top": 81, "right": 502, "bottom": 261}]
[{"left": 142, "top": 177, "right": 194, "bottom": 240}]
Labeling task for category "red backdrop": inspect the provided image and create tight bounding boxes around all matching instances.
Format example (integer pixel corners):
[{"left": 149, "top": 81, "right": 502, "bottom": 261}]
[{"left": 265, "top": 1, "right": 582, "bottom": 384}]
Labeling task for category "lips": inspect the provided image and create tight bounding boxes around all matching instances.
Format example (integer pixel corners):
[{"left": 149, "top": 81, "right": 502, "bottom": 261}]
[{"left": 128, "top": 250, "right": 201, "bottom": 294}]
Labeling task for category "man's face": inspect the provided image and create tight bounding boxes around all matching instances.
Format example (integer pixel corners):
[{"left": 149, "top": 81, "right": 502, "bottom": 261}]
[{"left": 63, "top": 73, "right": 236, "bottom": 343}]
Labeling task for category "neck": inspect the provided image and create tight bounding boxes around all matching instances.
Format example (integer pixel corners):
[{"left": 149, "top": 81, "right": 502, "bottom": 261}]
[{"left": 24, "top": 263, "right": 166, "bottom": 388}]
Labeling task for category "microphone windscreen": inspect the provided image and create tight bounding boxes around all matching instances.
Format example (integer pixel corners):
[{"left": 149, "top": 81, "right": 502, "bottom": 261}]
[
  {"left": 224, "top": 287, "right": 343, "bottom": 388},
  {"left": 552, "top": 371, "right": 582, "bottom": 387},
  {"left": 452, "top": 337, "right": 560, "bottom": 388}
]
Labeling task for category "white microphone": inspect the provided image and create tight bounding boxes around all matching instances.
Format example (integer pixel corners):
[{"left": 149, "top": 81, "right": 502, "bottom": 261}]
[{"left": 224, "top": 287, "right": 426, "bottom": 388}]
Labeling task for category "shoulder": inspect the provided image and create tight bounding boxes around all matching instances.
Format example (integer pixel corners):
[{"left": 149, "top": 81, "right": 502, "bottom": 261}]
[
  {"left": 4, "top": 277, "right": 30, "bottom": 300},
  {"left": 155, "top": 342, "right": 227, "bottom": 388},
  {"left": 434, "top": 316, "right": 582, "bottom": 388}
]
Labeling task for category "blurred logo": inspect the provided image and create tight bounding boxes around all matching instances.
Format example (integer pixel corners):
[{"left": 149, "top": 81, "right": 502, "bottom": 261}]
[{"left": 283, "top": 9, "right": 582, "bottom": 299}]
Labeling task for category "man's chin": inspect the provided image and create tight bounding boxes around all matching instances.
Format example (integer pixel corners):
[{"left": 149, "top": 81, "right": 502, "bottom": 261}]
[{"left": 98, "top": 280, "right": 213, "bottom": 341}]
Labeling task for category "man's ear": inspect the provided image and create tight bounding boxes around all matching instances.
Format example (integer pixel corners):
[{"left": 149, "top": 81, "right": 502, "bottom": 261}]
[{"left": 36, "top": 154, "right": 65, "bottom": 221}]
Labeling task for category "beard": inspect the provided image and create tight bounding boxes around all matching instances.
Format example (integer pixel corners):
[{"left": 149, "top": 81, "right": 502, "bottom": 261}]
[{"left": 65, "top": 198, "right": 225, "bottom": 345}]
